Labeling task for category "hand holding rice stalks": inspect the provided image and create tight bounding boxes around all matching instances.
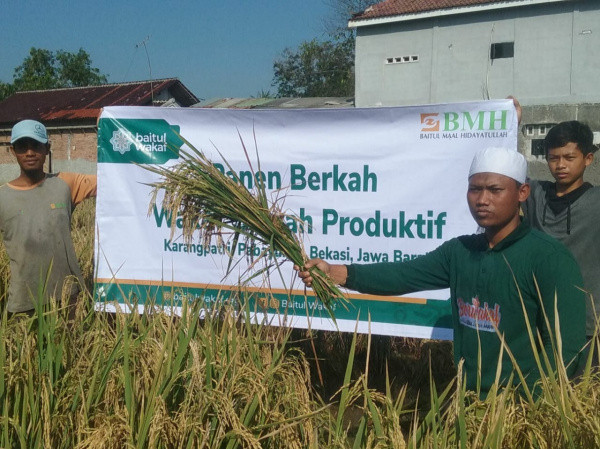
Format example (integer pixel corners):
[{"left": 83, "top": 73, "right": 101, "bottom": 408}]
[{"left": 145, "top": 134, "right": 347, "bottom": 320}]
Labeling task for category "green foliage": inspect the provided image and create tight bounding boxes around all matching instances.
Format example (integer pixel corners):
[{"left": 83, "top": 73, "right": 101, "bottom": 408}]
[
  {"left": 272, "top": 37, "right": 355, "bottom": 98},
  {"left": 0, "top": 47, "right": 108, "bottom": 100},
  {"left": 322, "top": 0, "right": 380, "bottom": 41},
  {"left": 254, "top": 88, "right": 272, "bottom": 99},
  {"left": 13, "top": 48, "right": 58, "bottom": 91},
  {"left": 0, "top": 82, "right": 15, "bottom": 102},
  {"left": 270, "top": 0, "right": 380, "bottom": 99},
  {"left": 53, "top": 48, "right": 108, "bottom": 88}
]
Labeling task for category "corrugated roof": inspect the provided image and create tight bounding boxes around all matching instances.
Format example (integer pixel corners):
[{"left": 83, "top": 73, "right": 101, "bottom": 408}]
[
  {"left": 351, "top": 0, "right": 531, "bottom": 21},
  {"left": 0, "top": 78, "right": 199, "bottom": 126},
  {"left": 193, "top": 97, "right": 355, "bottom": 109},
  {"left": 264, "top": 98, "right": 355, "bottom": 109},
  {"left": 194, "top": 98, "right": 272, "bottom": 109}
]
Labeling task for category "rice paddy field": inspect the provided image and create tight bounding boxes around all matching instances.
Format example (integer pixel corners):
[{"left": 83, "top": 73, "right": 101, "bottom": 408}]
[{"left": 0, "top": 199, "right": 599, "bottom": 448}]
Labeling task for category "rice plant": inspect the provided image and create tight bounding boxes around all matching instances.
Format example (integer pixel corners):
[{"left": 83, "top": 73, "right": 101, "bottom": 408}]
[
  {"left": 0, "top": 191, "right": 599, "bottom": 448},
  {"left": 0, "top": 289, "right": 335, "bottom": 448},
  {"left": 145, "top": 133, "right": 347, "bottom": 320}
]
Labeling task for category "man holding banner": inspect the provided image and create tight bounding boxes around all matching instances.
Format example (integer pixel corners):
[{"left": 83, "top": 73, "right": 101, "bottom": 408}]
[
  {"left": 522, "top": 121, "right": 600, "bottom": 365},
  {"left": 297, "top": 147, "right": 586, "bottom": 396},
  {"left": 0, "top": 119, "right": 97, "bottom": 317}
]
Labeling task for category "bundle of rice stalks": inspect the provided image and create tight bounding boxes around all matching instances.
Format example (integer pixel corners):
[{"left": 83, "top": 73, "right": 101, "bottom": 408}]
[{"left": 145, "top": 133, "right": 347, "bottom": 320}]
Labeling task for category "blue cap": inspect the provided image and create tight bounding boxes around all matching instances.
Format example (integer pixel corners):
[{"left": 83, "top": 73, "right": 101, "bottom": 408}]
[{"left": 10, "top": 120, "right": 49, "bottom": 144}]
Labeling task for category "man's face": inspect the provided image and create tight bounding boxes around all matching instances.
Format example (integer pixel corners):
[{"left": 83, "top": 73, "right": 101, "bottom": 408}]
[
  {"left": 11, "top": 138, "right": 49, "bottom": 172},
  {"left": 546, "top": 142, "right": 593, "bottom": 192},
  {"left": 467, "top": 172, "right": 528, "bottom": 230}
]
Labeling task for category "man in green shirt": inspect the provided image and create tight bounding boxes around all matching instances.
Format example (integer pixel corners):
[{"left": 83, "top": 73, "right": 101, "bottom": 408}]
[
  {"left": 297, "top": 147, "right": 586, "bottom": 396},
  {"left": 0, "top": 119, "right": 97, "bottom": 315}
]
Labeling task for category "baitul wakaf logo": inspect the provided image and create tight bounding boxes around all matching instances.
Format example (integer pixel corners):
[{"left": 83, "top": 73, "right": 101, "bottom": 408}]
[
  {"left": 99, "top": 118, "right": 185, "bottom": 164},
  {"left": 109, "top": 130, "right": 133, "bottom": 155}
]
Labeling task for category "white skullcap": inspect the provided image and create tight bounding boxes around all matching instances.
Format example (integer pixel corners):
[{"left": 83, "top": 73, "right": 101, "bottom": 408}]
[{"left": 468, "top": 147, "right": 527, "bottom": 184}]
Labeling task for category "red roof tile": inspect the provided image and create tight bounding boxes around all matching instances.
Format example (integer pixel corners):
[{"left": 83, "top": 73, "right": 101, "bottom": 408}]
[
  {"left": 352, "top": 0, "right": 519, "bottom": 21},
  {"left": 0, "top": 78, "right": 199, "bottom": 127}
]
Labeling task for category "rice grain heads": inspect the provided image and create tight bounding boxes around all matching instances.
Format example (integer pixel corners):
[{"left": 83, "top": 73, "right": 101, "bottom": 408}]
[{"left": 145, "top": 133, "right": 347, "bottom": 321}]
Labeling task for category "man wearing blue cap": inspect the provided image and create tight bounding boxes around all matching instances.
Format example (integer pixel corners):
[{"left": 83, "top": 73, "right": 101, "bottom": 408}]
[
  {"left": 0, "top": 119, "right": 97, "bottom": 316},
  {"left": 297, "top": 147, "right": 586, "bottom": 396}
]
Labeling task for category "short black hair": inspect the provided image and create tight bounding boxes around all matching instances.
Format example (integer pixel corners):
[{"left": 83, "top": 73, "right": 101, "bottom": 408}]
[{"left": 544, "top": 121, "right": 596, "bottom": 157}]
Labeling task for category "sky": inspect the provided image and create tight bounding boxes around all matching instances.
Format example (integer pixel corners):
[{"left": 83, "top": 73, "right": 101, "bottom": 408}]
[{"left": 0, "top": 0, "right": 338, "bottom": 101}]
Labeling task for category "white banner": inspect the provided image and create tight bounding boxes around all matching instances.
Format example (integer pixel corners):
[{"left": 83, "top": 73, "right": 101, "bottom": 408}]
[{"left": 95, "top": 100, "right": 517, "bottom": 339}]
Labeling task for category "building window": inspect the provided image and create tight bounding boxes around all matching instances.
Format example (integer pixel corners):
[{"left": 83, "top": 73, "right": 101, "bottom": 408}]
[
  {"left": 525, "top": 123, "right": 556, "bottom": 139},
  {"left": 526, "top": 125, "right": 534, "bottom": 137},
  {"left": 531, "top": 139, "right": 546, "bottom": 156},
  {"left": 490, "top": 42, "right": 514, "bottom": 59},
  {"left": 385, "top": 55, "right": 419, "bottom": 65}
]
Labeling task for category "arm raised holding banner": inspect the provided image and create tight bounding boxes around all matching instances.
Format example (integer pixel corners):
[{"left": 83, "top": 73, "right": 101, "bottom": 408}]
[{"left": 0, "top": 120, "right": 97, "bottom": 317}]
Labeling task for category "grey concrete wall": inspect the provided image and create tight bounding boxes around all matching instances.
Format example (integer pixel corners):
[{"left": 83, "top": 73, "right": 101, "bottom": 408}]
[{"left": 355, "top": 1, "right": 600, "bottom": 108}]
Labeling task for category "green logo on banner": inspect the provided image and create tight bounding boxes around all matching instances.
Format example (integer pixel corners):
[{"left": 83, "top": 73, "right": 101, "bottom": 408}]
[{"left": 98, "top": 118, "right": 184, "bottom": 164}]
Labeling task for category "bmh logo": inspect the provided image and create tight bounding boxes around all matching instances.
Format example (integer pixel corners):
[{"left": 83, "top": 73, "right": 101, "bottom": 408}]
[
  {"left": 419, "top": 110, "right": 510, "bottom": 140},
  {"left": 109, "top": 130, "right": 132, "bottom": 155},
  {"left": 420, "top": 113, "right": 440, "bottom": 132}
]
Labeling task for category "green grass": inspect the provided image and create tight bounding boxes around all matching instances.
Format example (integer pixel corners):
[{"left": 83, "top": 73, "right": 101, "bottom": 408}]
[{"left": 0, "top": 199, "right": 598, "bottom": 448}]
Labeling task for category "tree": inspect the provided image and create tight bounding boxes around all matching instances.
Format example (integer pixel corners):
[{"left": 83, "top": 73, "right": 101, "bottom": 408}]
[
  {"left": 271, "top": 0, "right": 379, "bottom": 98},
  {"left": 1, "top": 47, "right": 108, "bottom": 100},
  {"left": 272, "top": 38, "right": 354, "bottom": 97},
  {"left": 12, "top": 48, "right": 59, "bottom": 91},
  {"left": 0, "top": 82, "right": 15, "bottom": 101},
  {"left": 322, "top": 0, "right": 379, "bottom": 40},
  {"left": 54, "top": 49, "right": 108, "bottom": 87}
]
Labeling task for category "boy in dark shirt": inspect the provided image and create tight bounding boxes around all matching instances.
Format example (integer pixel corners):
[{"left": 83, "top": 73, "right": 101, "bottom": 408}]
[
  {"left": 522, "top": 121, "right": 599, "bottom": 362},
  {"left": 298, "top": 147, "right": 586, "bottom": 396}
]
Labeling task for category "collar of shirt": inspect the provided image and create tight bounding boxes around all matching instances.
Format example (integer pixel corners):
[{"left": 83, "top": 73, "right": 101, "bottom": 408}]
[{"left": 475, "top": 220, "right": 531, "bottom": 253}]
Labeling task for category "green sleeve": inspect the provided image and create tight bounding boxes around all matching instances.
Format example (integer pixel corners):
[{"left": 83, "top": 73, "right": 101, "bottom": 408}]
[
  {"left": 345, "top": 240, "right": 453, "bottom": 296},
  {"left": 534, "top": 249, "right": 586, "bottom": 376}
]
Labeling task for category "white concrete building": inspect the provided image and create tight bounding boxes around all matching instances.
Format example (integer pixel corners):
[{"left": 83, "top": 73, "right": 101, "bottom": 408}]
[
  {"left": 350, "top": 0, "right": 600, "bottom": 108},
  {"left": 349, "top": 0, "right": 600, "bottom": 178}
]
